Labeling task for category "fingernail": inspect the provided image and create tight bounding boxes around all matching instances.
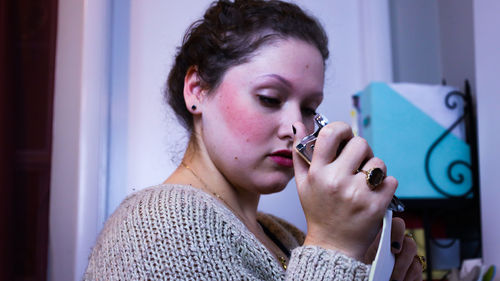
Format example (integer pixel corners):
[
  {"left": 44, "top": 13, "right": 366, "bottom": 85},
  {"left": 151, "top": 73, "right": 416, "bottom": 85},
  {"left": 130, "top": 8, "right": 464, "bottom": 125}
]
[
  {"left": 292, "top": 125, "right": 296, "bottom": 135},
  {"left": 391, "top": 241, "right": 401, "bottom": 250}
]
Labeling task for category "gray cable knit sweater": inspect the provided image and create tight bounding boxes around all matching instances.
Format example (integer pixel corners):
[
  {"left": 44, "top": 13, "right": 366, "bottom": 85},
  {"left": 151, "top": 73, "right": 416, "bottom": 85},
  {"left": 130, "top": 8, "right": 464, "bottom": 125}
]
[{"left": 84, "top": 184, "right": 370, "bottom": 280}]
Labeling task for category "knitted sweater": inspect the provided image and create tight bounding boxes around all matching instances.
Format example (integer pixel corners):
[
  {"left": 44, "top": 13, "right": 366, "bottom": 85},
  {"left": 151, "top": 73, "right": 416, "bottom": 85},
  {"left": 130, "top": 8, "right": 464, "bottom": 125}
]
[{"left": 84, "top": 184, "right": 370, "bottom": 280}]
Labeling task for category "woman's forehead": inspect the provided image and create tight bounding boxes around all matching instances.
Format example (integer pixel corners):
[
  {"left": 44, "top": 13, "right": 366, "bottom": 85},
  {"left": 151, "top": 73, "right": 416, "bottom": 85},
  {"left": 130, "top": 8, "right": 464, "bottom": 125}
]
[{"left": 227, "top": 40, "right": 324, "bottom": 84}]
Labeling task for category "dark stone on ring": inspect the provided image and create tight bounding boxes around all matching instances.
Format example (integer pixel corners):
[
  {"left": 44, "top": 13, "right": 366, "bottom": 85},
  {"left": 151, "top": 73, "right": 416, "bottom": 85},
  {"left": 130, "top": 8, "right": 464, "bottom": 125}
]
[{"left": 358, "top": 167, "right": 385, "bottom": 189}]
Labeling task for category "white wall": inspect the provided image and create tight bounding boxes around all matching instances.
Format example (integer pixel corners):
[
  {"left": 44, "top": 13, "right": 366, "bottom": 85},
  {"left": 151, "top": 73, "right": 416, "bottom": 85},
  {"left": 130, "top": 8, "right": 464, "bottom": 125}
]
[
  {"left": 389, "top": 0, "right": 476, "bottom": 92},
  {"left": 389, "top": 1, "right": 442, "bottom": 84},
  {"left": 107, "top": 0, "right": 393, "bottom": 232},
  {"left": 49, "top": 0, "right": 110, "bottom": 280},
  {"left": 474, "top": 1, "right": 500, "bottom": 271},
  {"left": 437, "top": 0, "right": 476, "bottom": 90}
]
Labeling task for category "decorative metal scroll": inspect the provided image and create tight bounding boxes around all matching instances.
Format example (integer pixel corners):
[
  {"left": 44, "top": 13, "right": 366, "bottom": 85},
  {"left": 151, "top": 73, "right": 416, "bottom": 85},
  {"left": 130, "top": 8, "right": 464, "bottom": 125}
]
[{"left": 424, "top": 90, "right": 473, "bottom": 198}]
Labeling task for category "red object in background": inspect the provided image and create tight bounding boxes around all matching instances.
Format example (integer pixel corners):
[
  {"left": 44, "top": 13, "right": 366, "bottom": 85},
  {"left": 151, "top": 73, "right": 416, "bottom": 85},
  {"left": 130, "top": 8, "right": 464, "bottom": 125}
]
[
  {"left": 0, "top": 0, "right": 58, "bottom": 280},
  {"left": 399, "top": 211, "right": 448, "bottom": 239}
]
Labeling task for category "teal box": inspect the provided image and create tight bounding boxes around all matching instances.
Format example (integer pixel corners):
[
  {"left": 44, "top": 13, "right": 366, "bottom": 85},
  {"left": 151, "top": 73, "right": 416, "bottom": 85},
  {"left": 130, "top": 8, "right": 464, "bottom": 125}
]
[{"left": 355, "top": 82, "right": 472, "bottom": 199}]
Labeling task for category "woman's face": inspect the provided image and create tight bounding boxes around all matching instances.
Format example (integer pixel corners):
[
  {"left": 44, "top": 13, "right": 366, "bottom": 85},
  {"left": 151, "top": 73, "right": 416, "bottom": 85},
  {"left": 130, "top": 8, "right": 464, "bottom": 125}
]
[{"left": 200, "top": 38, "right": 325, "bottom": 194}]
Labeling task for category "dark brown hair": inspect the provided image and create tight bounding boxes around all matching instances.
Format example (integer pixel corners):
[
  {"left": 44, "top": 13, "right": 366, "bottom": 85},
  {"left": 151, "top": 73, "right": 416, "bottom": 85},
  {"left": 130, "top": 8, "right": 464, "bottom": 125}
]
[{"left": 166, "top": 0, "right": 329, "bottom": 131}]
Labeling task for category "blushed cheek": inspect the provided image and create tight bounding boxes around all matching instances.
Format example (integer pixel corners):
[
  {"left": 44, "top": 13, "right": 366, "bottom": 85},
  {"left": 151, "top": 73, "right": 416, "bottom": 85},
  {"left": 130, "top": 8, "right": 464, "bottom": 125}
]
[{"left": 217, "top": 92, "right": 268, "bottom": 143}]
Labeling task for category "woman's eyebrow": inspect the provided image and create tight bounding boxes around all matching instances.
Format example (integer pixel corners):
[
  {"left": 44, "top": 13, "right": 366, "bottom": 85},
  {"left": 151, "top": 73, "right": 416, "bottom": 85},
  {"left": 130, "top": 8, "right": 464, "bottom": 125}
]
[
  {"left": 257, "top": 74, "right": 293, "bottom": 89},
  {"left": 256, "top": 73, "right": 324, "bottom": 98}
]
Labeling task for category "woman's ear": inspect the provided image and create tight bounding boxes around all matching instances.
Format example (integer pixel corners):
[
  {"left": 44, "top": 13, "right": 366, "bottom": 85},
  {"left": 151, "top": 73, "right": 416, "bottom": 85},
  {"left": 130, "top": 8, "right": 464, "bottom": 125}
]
[{"left": 183, "top": 66, "right": 205, "bottom": 114}]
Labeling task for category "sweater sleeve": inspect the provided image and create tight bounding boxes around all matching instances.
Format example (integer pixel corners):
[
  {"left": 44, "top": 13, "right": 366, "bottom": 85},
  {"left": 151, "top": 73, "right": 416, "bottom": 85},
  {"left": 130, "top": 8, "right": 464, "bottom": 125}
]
[
  {"left": 260, "top": 214, "right": 370, "bottom": 281},
  {"left": 286, "top": 246, "right": 370, "bottom": 281}
]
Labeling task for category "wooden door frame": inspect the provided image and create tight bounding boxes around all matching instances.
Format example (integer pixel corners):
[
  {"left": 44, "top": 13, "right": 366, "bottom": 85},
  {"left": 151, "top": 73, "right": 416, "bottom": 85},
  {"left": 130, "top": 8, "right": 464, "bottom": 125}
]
[{"left": 0, "top": 0, "right": 15, "bottom": 279}]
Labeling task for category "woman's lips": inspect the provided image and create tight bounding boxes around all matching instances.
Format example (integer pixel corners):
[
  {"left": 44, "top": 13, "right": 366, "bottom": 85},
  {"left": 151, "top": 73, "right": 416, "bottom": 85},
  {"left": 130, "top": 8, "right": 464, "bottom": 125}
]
[{"left": 269, "top": 150, "right": 293, "bottom": 168}]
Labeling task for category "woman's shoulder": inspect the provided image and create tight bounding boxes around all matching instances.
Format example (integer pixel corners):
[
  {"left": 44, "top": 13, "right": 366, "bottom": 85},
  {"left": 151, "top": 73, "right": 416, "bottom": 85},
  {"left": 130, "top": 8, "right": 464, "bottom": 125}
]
[
  {"left": 117, "top": 184, "right": 204, "bottom": 206},
  {"left": 107, "top": 183, "right": 240, "bottom": 229},
  {"left": 85, "top": 185, "right": 262, "bottom": 280},
  {"left": 119, "top": 183, "right": 211, "bottom": 207}
]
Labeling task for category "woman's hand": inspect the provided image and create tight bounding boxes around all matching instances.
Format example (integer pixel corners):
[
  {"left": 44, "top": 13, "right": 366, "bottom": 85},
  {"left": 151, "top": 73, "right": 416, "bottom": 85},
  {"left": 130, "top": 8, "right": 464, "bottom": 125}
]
[
  {"left": 292, "top": 121, "right": 398, "bottom": 261},
  {"left": 365, "top": 218, "right": 424, "bottom": 281}
]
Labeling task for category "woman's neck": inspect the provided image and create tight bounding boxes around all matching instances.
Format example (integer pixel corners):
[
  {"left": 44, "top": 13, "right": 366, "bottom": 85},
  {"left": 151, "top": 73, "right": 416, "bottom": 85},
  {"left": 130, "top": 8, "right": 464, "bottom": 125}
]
[{"left": 164, "top": 137, "right": 261, "bottom": 228}]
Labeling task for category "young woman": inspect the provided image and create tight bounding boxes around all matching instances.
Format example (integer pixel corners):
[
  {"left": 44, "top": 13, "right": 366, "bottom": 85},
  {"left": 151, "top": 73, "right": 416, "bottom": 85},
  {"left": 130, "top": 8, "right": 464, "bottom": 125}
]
[{"left": 85, "top": 1, "right": 423, "bottom": 280}]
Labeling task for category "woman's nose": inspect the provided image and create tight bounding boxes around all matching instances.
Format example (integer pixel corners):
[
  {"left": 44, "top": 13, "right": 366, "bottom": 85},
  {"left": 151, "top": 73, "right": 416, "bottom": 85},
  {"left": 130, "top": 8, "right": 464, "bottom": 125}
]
[{"left": 277, "top": 106, "right": 303, "bottom": 140}]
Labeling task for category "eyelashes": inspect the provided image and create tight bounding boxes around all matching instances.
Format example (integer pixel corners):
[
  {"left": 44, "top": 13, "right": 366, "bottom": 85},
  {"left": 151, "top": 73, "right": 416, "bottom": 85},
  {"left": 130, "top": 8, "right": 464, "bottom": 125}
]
[
  {"left": 303, "top": 108, "right": 317, "bottom": 117},
  {"left": 257, "top": 95, "right": 316, "bottom": 117},
  {"left": 258, "top": 95, "right": 281, "bottom": 107}
]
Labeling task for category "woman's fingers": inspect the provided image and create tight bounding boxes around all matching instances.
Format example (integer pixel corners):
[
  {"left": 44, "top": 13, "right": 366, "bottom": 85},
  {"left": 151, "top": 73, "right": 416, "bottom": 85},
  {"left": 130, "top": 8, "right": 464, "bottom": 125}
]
[
  {"left": 366, "top": 221, "right": 423, "bottom": 281},
  {"left": 335, "top": 136, "right": 374, "bottom": 174},
  {"left": 391, "top": 234, "right": 419, "bottom": 281},
  {"left": 355, "top": 156, "right": 397, "bottom": 212},
  {"left": 309, "top": 121, "right": 353, "bottom": 168},
  {"left": 404, "top": 258, "right": 423, "bottom": 281},
  {"left": 390, "top": 217, "right": 406, "bottom": 254},
  {"left": 294, "top": 120, "right": 401, "bottom": 261}
]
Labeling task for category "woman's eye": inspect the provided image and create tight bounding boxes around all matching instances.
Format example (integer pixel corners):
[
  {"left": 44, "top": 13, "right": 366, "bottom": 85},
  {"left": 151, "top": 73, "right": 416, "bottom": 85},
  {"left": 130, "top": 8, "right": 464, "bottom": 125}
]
[
  {"left": 258, "top": 96, "right": 281, "bottom": 107},
  {"left": 302, "top": 107, "right": 317, "bottom": 117}
]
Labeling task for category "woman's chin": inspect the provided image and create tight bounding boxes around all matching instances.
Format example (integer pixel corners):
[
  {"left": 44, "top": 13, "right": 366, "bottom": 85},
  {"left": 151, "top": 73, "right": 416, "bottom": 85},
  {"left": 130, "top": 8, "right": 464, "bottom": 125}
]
[{"left": 256, "top": 179, "right": 291, "bottom": 195}]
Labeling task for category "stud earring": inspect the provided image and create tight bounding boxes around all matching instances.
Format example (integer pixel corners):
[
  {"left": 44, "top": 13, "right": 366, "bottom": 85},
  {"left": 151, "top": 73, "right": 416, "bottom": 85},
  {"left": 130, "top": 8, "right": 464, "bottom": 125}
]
[{"left": 191, "top": 105, "right": 197, "bottom": 110}]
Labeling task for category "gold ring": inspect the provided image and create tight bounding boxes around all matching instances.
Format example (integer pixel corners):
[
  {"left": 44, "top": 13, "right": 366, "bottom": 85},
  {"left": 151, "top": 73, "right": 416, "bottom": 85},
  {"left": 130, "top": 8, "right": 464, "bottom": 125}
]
[
  {"left": 405, "top": 233, "right": 414, "bottom": 240},
  {"left": 357, "top": 167, "right": 385, "bottom": 190},
  {"left": 415, "top": 255, "right": 427, "bottom": 272}
]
